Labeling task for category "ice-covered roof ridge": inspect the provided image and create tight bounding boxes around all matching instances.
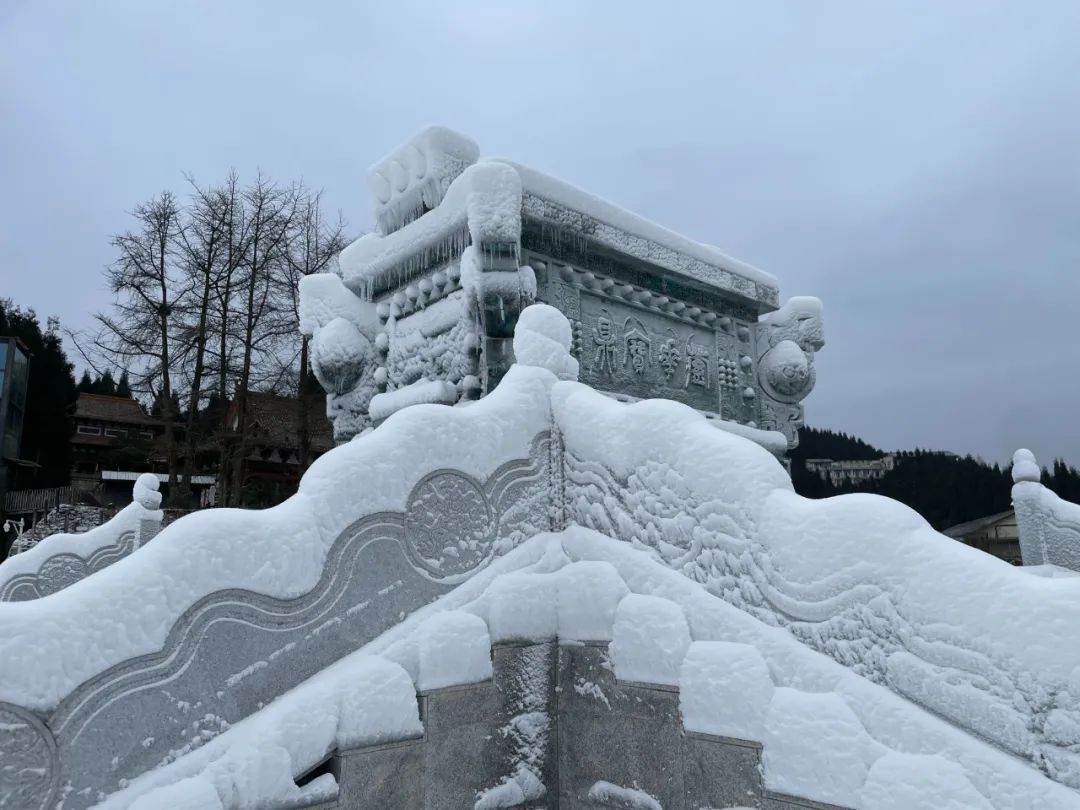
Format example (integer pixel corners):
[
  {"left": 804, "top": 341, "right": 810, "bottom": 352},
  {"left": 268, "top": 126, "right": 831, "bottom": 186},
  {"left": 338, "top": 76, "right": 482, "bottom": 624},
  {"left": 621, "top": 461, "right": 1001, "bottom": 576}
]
[
  {"left": 340, "top": 129, "right": 779, "bottom": 305},
  {"left": 339, "top": 159, "right": 522, "bottom": 298},
  {"left": 497, "top": 159, "right": 779, "bottom": 291},
  {"left": 92, "top": 529, "right": 1080, "bottom": 810}
]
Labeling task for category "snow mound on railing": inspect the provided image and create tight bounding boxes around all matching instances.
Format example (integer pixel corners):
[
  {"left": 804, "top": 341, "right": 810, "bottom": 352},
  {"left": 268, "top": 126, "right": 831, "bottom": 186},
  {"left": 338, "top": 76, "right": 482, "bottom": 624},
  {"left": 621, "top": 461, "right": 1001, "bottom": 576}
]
[
  {"left": 552, "top": 379, "right": 1080, "bottom": 787},
  {"left": 0, "top": 473, "right": 162, "bottom": 583}
]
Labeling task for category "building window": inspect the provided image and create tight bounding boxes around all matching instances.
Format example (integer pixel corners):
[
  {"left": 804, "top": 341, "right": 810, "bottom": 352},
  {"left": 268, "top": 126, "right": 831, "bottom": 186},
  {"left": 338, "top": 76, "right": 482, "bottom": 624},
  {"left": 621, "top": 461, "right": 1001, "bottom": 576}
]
[
  {"left": 140, "top": 431, "right": 154, "bottom": 440},
  {"left": 77, "top": 424, "right": 102, "bottom": 436},
  {"left": 104, "top": 428, "right": 128, "bottom": 438}
]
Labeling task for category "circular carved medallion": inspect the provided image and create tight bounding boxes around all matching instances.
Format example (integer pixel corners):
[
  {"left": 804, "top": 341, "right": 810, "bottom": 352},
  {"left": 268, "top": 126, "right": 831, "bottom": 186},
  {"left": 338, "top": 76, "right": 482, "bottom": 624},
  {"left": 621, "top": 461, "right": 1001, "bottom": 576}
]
[
  {"left": 404, "top": 471, "right": 495, "bottom": 578},
  {"left": 37, "top": 555, "right": 90, "bottom": 596},
  {"left": 0, "top": 703, "right": 60, "bottom": 810},
  {"left": 758, "top": 340, "right": 815, "bottom": 403}
]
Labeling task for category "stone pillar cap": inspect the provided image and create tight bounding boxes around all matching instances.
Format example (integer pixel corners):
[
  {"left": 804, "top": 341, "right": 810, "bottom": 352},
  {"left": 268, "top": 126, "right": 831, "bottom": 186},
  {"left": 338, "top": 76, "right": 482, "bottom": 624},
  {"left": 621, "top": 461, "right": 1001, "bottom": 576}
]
[{"left": 1012, "top": 448, "right": 1041, "bottom": 483}]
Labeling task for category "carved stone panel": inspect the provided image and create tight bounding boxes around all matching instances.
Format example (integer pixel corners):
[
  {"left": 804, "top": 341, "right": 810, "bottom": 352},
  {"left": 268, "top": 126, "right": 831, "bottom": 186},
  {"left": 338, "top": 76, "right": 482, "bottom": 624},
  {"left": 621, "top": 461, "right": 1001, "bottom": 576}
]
[
  {"left": 0, "top": 531, "right": 139, "bottom": 603},
  {"left": 715, "top": 327, "right": 757, "bottom": 425},
  {"left": 0, "top": 432, "right": 554, "bottom": 810},
  {"left": 577, "top": 293, "right": 720, "bottom": 413},
  {"left": 404, "top": 471, "right": 496, "bottom": 578},
  {"left": 0, "top": 702, "right": 60, "bottom": 810}
]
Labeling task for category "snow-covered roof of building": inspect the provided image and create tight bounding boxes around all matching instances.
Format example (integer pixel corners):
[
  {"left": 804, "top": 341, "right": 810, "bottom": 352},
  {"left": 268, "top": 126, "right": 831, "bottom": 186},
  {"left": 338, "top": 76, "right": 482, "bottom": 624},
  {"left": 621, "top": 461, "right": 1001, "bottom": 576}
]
[
  {"left": 73, "top": 393, "right": 158, "bottom": 426},
  {"left": 942, "top": 509, "right": 1016, "bottom": 538},
  {"left": 338, "top": 127, "right": 779, "bottom": 308}
]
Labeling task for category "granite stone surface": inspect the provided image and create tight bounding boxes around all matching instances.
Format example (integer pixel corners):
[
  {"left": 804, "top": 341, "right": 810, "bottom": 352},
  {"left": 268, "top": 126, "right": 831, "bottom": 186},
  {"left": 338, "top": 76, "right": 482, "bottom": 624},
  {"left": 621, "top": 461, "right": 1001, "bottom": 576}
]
[{"left": 320, "top": 641, "right": 851, "bottom": 810}]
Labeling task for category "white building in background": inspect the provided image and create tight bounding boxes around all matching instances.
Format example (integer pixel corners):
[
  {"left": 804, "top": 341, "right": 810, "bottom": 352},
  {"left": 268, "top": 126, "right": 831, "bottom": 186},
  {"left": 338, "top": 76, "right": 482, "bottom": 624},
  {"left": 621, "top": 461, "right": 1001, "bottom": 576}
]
[{"left": 803, "top": 454, "right": 896, "bottom": 487}]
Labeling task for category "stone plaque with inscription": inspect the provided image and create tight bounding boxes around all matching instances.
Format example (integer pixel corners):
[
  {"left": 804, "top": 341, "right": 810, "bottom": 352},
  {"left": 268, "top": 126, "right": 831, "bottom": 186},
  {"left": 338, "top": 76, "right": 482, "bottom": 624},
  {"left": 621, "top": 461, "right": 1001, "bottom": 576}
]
[{"left": 577, "top": 292, "right": 720, "bottom": 413}]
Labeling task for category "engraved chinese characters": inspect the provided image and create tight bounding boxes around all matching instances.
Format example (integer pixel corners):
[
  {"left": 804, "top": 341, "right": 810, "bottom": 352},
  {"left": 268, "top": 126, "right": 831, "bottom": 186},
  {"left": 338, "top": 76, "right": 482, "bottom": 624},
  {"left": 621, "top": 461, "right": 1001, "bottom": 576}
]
[
  {"left": 623, "top": 317, "right": 651, "bottom": 375},
  {"left": 592, "top": 310, "right": 618, "bottom": 375},
  {"left": 684, "top": 335, "right": 710, "bottom": 389},
  {"left": 657, "top": 332, "right": 681, "bottom": 382},
  {"left": 578, "top": 294, "right": 721, "bottom": 413}
]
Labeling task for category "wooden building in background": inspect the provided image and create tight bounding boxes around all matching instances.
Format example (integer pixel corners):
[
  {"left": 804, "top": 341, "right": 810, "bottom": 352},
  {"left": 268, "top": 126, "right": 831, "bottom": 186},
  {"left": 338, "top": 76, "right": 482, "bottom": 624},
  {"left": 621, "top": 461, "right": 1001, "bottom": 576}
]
[{"left": 943, "top": 510, "right": 1021, "bottom": 564}]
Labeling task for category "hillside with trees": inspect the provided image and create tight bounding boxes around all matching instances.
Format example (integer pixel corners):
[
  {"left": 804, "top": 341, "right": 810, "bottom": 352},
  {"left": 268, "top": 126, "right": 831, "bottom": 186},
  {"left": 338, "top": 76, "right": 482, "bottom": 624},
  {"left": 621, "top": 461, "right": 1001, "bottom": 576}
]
[{"left": 791, "top": 426, "right": 1080, "bottom": 531}]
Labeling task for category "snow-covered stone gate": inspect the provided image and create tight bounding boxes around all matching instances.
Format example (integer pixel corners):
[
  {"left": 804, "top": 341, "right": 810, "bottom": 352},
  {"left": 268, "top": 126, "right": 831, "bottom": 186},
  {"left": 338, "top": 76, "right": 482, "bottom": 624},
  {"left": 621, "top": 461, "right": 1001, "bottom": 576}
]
[{"left": 300, "top": 126, "right": 823, "bottom": 452}]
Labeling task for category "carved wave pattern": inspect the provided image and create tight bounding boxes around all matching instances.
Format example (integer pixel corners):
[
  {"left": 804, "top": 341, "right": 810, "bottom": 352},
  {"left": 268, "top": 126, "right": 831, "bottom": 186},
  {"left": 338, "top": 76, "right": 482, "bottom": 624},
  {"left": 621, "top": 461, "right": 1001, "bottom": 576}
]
[
  {"left": 0, "top": 531, "right": 137, "bottom": 603},
  {"left": 563, "top": 451, "right": 1080, "bottom": 787}
]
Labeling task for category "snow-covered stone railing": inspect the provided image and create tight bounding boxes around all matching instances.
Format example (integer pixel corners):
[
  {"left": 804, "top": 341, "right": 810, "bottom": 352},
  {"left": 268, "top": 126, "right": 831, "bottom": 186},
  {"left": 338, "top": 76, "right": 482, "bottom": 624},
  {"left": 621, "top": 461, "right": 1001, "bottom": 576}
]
[
  {"left": 554, "top": 376, "right": 1080, "bottom": 789},
  {"left": 0, "top": 474, "right": 163, "bottom": 602},
  {"left": 0, "top": 356, "right": 562, "bottom": 810},
  {"left": 1013, "top": 449, "right": 1080, "bottom": 572},
  {"left": 89, "top": 530, "right": 1079, "bottom": 810}
]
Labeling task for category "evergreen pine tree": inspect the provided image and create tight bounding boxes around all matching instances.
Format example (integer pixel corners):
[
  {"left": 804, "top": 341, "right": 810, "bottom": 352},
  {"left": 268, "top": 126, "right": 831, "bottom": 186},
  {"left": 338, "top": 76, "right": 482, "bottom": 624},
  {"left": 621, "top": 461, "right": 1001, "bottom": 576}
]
[
  {"left": 0, "top": 299, "right": 78, "bottom": 487},
  {"left": 97, "top": 370, "right": 117, "bottom": 396},
  {"left": 77, "top": 370, "right": 94, "bottom": 393},
  {"left": 116, "top": 370, "right": 133, "bottom": 399}
]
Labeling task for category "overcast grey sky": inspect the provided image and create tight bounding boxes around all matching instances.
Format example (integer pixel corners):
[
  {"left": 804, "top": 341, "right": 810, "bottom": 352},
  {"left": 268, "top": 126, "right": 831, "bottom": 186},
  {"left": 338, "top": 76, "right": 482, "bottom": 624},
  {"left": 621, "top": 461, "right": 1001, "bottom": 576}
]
[{"left": 2, "top": 1, "right": 1078, "bottom": 467}]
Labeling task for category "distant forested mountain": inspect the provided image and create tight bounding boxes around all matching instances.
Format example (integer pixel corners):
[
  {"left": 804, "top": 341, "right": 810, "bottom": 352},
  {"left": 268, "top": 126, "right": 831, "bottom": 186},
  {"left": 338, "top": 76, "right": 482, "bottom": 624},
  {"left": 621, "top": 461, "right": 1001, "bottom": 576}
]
[
  {"left": 790, "top": 426, "right": 1080, "bottom": 531},
  {"left": 789, "top": 427, "right": 884, "bottom": 463}
]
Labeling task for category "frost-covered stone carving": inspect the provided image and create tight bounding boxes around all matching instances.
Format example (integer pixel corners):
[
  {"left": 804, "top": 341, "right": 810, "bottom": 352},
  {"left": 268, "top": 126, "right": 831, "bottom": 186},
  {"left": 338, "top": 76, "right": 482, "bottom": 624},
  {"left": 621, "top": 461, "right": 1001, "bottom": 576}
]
[
  {"left": 6, "top": 309, "right": 1080, "bottom": 806},
  {"left": 299, "top": 126, "right": 824, "bottom": 449},
  {"left": 310, "top": 317, "right": 372, "bottom": 394},
  {"left": 369, "top": 125, "right": 480, "bottom": 236},
  {"left": 622, "top": 317, "right": 651, "bottom": 375},
  {"left": 754, "top": 297, "right": 825, "bottom": 442},
  {"left": 300, "top": 272, "right": 382, "bottom": 439},
  {"left": 511, "top": 303, "right": 579, "bottom": 382},
  {"left": 0, "top": 702, "right": 59, "bottom": 810},
  {"left": 1013, "top": 449, "right": 1080, "bottom": 572},
  {"left": 553, "top": 382, "right": 1080, "bottom": 789},
  {"left": 591, "top": 310, "right": 618, "bottom": 375},
  {"left": 0, "top": 430, "right": 552, "bottom": 810},
  {"left": 0, "top": 474, "right": 163, "bottom": 601},
  {"left": 684, "top": 334, "right": 711, "bottom": 390},
  {"left": 404, "top": 471, "right": 495, "bottom": 579},
  {"left": 657, "top": 333, "right": 681, "bottom": 382},
  {"left": 759, "top": 340, "right": 812, "bottom": 400}
]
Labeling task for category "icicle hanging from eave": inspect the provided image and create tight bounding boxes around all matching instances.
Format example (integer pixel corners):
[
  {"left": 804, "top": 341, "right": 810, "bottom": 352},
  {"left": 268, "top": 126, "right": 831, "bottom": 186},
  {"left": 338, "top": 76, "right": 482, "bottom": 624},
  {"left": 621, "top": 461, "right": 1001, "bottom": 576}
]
[
  {"left": 358, "top": 224, "right": 472, "bottom": 301},
  {"left": 478, "top": 240, "right": 521, "bottom": 271},
  {"left": 374, "top": 176, "right": 447, "bottom": 236},
  {"left": 532, "top": 216, "right": 593, "bottom": 262}
]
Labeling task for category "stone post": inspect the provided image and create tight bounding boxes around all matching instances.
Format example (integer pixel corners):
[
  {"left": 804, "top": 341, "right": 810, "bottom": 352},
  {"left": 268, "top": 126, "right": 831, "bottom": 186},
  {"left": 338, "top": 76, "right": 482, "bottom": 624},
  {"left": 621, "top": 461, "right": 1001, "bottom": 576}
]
[
  {"left": 474, "top": 242, "right": 532, "bottom": 394},
  {"left": 1012, "top": 448, "right": 1080, "bottom": 571}
]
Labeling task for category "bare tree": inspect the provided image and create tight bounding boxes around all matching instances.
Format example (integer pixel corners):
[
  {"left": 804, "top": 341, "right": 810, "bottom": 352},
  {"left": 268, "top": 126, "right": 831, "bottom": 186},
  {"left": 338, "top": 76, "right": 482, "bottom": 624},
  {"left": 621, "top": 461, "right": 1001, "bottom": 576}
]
[
  {"left": 279, "top": 187, "right": 347, "bottom": 472},
  {"left": 226, "top": 175, "right": 301, "bottom": 505},
  {"left": 79, "top": 173, "right": 349, "bottom": 509},
  {"left": 172, "top": 174, "right": 236, "bottom": 503},
  {"left": 87, "top": 191, "right": 187, "bottom": 502},
  {"left": 200, "top": 173, "right": 251, "bottom": 505}
]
